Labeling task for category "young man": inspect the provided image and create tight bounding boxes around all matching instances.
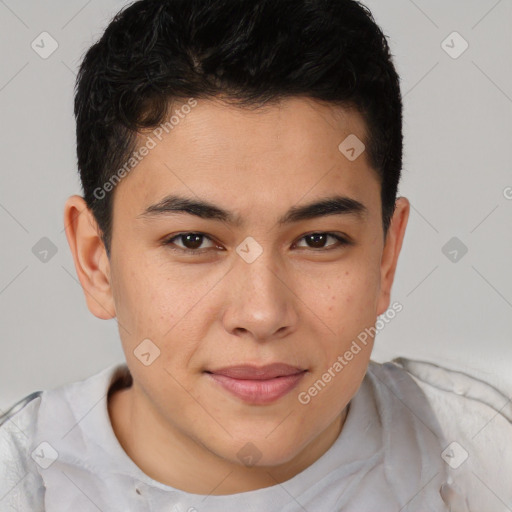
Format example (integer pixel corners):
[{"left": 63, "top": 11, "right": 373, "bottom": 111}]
[{"left": 1, "top": 0, "right": 511, "bottom": 510}]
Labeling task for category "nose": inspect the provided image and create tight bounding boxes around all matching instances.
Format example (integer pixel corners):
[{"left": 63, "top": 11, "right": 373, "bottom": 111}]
[{"left": 221, "top": 246, "right": 298, "bottom": 342}]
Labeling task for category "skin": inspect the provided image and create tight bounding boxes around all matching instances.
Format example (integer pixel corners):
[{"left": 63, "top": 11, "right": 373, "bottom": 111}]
[{"left": 63, "top": 96, "right": 409, "bottom": 495}]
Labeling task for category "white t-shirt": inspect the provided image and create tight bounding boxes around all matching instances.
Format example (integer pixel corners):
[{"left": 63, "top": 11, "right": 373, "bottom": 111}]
[{"left": 1, "top": 357, "right": 511, "bottom": 511}]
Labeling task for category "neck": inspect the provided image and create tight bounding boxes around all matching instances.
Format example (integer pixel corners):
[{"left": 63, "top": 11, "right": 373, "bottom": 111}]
[{"left": 108, "top": 382, "right": 347, "bottom": 495}]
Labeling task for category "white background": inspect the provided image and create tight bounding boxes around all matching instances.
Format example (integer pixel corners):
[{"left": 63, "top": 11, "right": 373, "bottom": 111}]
[{"left": 1, "top": 0, "right": 511, "bottom": 409}]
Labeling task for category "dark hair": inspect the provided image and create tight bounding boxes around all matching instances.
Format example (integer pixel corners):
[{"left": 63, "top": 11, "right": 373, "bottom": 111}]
[{"left": 75, "top": 0, "right": 403, "bottom": 258}]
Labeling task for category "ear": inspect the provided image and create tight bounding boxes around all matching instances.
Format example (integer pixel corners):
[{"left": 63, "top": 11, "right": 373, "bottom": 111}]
[
  {"left": 63, "top": 195, "right": 116, "bottom": 320},
  {"left": 376, "top": 196, "right": 410, "bottom": 316}
]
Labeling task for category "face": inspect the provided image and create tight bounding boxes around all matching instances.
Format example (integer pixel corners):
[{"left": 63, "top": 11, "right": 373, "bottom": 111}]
[{"left": 65, "top": 96, "right": 409, "bottom": 481}]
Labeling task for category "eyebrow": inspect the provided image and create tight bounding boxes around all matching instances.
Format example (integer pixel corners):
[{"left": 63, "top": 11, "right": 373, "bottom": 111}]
[{"left": 137, "top": 194, "right": 368, "bottom": 226}]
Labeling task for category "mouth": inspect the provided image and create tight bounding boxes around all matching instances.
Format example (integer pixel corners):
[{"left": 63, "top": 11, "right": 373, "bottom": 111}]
[{"left": 205, "top": 363, "right": 307, "bottom": 405}]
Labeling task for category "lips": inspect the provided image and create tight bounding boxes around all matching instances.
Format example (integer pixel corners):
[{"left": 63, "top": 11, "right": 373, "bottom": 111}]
[
  {"left": 208, "top": 363, "right": 305, "bottom": 380},
  {"left": 205, "top": 363, "right": 307, "bottom": 405}
]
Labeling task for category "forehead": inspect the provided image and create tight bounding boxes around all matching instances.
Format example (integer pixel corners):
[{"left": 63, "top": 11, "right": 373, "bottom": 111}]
[
  {"left": 112, "top": 96, "right": 379, "bottom": 221},
  {"left": 150, "top": 96, "right": 369, "bottom": 162}
]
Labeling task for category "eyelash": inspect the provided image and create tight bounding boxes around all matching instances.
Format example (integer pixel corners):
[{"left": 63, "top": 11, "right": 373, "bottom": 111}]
[{"left": 161, "top": 232, "right": 352, "bottom": 255}]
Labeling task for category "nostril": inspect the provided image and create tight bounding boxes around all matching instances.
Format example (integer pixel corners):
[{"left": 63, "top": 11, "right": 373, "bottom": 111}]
[{"left": 136, "top": 487, "right": 142, "bottom": 495}]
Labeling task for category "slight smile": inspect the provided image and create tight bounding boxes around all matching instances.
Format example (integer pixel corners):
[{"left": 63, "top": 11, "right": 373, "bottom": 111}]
[{"left": 205, "top": 363, "right": 308, "bottom": 405}]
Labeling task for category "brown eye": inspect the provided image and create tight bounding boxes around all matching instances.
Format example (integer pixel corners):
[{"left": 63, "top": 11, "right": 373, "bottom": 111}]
[
  {"left": 179, "top": 233, "right": 205, "bottom": 249},
  {"left": 295, "top": 232, "right": 351, "bottom": 250},
  {"left": 163, "top": 232, "right": 216, "bottom": 253}
]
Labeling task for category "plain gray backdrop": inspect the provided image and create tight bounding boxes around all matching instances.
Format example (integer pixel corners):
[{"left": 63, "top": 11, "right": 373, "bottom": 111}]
[{"left": 1, "top": 0, "right": 511, "bottom": 409}]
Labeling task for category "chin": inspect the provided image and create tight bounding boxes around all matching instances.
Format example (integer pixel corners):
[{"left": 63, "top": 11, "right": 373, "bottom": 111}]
[{"left": 221, "top": 433, "right": 307, "bottom": 469}]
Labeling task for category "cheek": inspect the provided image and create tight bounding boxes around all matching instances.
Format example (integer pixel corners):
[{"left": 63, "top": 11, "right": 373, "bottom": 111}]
[
  {"left": 113, "top": 255, "right": 187, "bottom": 328},
  {"left": 325, "top": 266, "right": 381, "bottom": 320},
  {"left": 114, "top": 267, "right": 156, "bottom": 326},
  {"left": 110, "top": 261, "right": 171, "bottom": 360},
  {"left": 312, "top": 264, "right": 381, "bottom": 365},
  {"left": 113, "top": 261, "right": 217, "bottom": 370}
]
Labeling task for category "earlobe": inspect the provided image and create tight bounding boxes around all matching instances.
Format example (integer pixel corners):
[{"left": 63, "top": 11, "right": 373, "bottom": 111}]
[
  {"left": 376, "top": 197, "right": 410, "bottom": 316},
  {"left": 63, "top": 195, "right": 116, "bottom": 320}
]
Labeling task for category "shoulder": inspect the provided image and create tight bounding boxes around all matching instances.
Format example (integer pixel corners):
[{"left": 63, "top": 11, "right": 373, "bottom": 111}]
[
  {"left": 0, "top": 391, "right": 45, "bottom": 510},
  {"left": 390, "top": 357, "right": 512, "bottom": 510},
  {"left": 390, "top": 357, "right": 512, "bottom": 436},
  {"left": 0, "top": 362, "right": 129, "bottom": 511}
]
